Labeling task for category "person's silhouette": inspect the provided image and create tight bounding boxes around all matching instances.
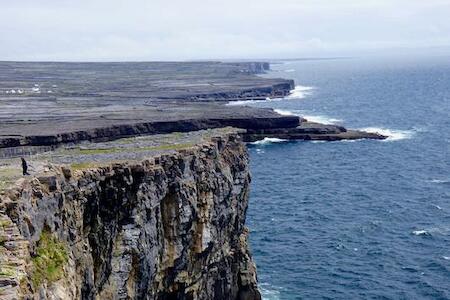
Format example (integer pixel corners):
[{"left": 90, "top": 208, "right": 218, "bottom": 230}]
[{"left": 21, "top": 157, "right": 30, "bottom": 175}]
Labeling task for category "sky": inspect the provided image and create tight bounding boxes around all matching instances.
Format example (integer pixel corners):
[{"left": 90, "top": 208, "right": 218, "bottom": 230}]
[{"left": 1, "top": 0, "right": 449, "bottom": 61}]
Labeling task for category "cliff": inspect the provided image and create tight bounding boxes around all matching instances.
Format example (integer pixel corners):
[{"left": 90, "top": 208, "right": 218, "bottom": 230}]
[
  {"left": 0, "top": 129, "right": 260, "bottom": 299},
  {"left": 0, "top": 61, "right": 295, "bottom": 149}
]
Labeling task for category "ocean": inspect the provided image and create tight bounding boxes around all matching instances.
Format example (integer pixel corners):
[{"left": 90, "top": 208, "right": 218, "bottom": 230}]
[{"left": 242, "top": 56, "right": 450, "bottom": 299}]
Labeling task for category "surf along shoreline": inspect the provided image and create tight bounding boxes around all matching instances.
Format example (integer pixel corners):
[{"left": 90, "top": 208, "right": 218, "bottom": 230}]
[{"left": 0, "top": 61, "right": 385, "bottom": 152}]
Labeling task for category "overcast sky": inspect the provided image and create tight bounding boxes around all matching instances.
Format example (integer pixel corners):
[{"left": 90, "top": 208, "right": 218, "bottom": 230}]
[{"left": 1, "top": 0, "right": 449, "bottom": 61}]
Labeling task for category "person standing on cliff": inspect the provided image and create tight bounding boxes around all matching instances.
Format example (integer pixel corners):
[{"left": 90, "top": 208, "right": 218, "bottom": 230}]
[{"left": 21, "top": 157, "right": 30, "bottom": 175}]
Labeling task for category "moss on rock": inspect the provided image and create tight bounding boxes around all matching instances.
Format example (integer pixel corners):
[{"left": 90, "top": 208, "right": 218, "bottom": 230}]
[{"left": 31, "top": 229, "right": 68, "bottom": 287}]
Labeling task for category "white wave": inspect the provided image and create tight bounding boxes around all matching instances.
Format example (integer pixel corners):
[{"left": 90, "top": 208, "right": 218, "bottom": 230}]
[
  {"left": 226, "top": 97, "right": 284, "bottom": 106},
  {"left": 273, "top": 109, "right": 344, "bottom": 125},
  {"left": 303, "top": 115, "right": 343, "bottom": 124},
  {"left": 358, "top": 127, "right": 414, "bottom": 141},
  {"left": 226, "top": 85, "right": 314, "bottom": 106},
  {"left": 251, "top": 137, "right": 288, "bottom": 145},
  {"left": 286, "top": 85, "right": 314, "bottom": 99},
  {"left": 443, "top": 256, "right": 450, "bottom": 260},
  {"left": 259, "top": 283, "right": 281, "bottom": 300},
  {"left": 429, "top": 179, "right": 450, "bottom": 184},
  {"left": 412, "top": 230, "right": 430, "bottom": 236},
  {"left": 255, "top": 148, "right": 265, "bottom": 154},
  {"left": 273, "top": 109, "right": 296, "bottom": 116},
  {"left": 432, "top": 204, "right": 443, "bottom": 210},
  {"left": 284, "top": 69, "right": 295, "bottom": 73}
]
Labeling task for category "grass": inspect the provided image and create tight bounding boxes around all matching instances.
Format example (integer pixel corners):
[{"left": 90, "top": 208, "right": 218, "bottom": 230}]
[
  {"left": 0, "top": 167, "right": 20, "bottom": 192},
  {"left": 139, "top": 143, "right": 193, "bottom": 151},
  {"left": 0, "top": 266, "right": 15, "bottom": 277},
  {"left": 69, "top": 143, "right": 194, "bottom": 169},
  {"left": 70, "top": 142, "right": 193, "bottom": 156},
  {"left": 31, "top": 229, "right": 68, "bottom": 287},
  {"left": 76, "top": 148, "right": 120, "bottom": 155},
  {"left": 70, "top": 162, "right": 99, "bottom": 171},
  {"left": 0, "top": 219, "right": 11, "bottom": 228}
]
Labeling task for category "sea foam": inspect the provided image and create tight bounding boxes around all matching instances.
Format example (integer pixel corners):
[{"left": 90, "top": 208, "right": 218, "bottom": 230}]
[
  {"left": 412, "top": 230, "right": 430, "bottom": 236},
  {"left": 286, "top": 85, "right": 314, "bottom": 99},
  {"left": 358, "top": 127, "right": 415, "bottom": 141},
  {"left": 251, "top": 137, "right": 289, "bottom": 145},
  {"left": 226, "top": 85, "right": 314, "bottom": 106},
  {"left": 429, "top": 179, "right": 450, "bottom": 184},
  {"left": 259, "top": 282, "right": 281, "bottom": 300},
  {"left": 302, "top": 115, "right": 343, "bottom": 124},
  {"left": 273, "top": 109, "right": 296, "bottom": 116},
  {"left": 226, "top": 97, "right": 284, "bottom": 106},
  {"left": 273, "top": 109, "right": 343, "bottom": 125}
]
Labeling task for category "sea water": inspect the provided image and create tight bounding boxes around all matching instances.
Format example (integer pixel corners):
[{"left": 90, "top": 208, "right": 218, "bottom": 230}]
[{"left": 244, "top": 56, "right": 450, "bottom": 299}]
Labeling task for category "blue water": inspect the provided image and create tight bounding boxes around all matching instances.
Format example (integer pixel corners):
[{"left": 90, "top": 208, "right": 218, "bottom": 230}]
[{"left": 244, "top": 56, "right": 450, "bottom": 299}]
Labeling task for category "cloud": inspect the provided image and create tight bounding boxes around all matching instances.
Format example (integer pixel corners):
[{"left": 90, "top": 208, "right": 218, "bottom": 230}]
[{"left": 1, "top": 0, "right": 449, "bottom": 60}]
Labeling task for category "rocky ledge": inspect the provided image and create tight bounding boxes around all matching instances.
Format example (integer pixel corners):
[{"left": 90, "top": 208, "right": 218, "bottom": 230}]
[
  {"left": 244, "top": 121, "right": 385, "bottom": 142},
  {"left": 0, "top": 61, "right": 384, "bottom": 149},
  {"left": 0, "top": 128, "right": 261, "bottom": 299}
]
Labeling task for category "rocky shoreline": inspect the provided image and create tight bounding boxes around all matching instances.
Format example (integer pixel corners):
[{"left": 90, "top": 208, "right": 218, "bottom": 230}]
[
  {"left": 0, "top": 61, "right": 385, "bottom": 299},
  {"left": 0, "top": 61, "right": 384, "bottom": 149}
]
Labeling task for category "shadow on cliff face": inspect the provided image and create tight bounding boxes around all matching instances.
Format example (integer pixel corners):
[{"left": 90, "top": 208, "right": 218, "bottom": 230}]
[{"left": 81, "top": 165, "right": 146, "bottom": 298}]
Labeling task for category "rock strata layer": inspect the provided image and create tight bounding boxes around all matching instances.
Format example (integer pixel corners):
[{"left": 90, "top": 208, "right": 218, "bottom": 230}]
[
  {"left": 0, "top": 61, "right": 295, "bottom": 148},
  {"left": 0, "top": 131, "right": 261, "bottom": 299}
]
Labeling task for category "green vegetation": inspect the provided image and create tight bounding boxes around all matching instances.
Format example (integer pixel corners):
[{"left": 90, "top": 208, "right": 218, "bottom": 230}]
[
  {"left": 65, "top": 142, "right": 194, "bottom": 170},
  {"left": 70, "top": 162, "right": 102, "bottom": 171},
  {"left": 76, "top": 148, "right": 120, "bottom": 155},
  {"left": 140, "top": 143, "right": 193, "bottom": 151},
  {"left": 31, "top": 229, "right": 68, "bottom": 287},
  {"left": 0, "top": 167, "right": 20, "bottom": 192},
  {"left": 0, "top": 265, "right": 15, "bottom": 277},
  {"left": 0, "top": 219, "right": 11, "bottom": 228}
]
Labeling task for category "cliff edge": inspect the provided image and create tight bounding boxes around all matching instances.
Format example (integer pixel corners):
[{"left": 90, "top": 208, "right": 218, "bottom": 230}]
[{"left": 0, "top": 129, "right": 260, "bottom": 299}]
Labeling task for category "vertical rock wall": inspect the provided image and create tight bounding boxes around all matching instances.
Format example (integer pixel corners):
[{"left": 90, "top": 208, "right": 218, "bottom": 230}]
[{"left": 0, "top": 134, "right": 260, "bottom": 299}]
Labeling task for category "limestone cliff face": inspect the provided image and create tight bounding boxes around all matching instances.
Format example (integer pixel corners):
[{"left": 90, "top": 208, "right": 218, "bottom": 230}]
[{"left": 0, "top": 134, "right": 260, "bottom": 299}]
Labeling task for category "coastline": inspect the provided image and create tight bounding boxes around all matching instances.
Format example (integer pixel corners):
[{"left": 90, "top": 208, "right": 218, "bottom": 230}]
[
  {"left": 0, "top": 61, "right": 384, "bottom": 150},
  {"left": 0, "top": 61, "right": 385, "bottom": 299}
]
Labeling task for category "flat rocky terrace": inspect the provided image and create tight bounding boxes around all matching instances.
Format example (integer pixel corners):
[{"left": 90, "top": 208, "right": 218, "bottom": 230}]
[
  {"left": 0, "top": 61, "right": 296, "bottom": 147},
  {"left": 0, "top": 60, "right": 385, "bottom": 149},
  {"left": 0, "top": 128, "right": 239, "bottom": 193}
]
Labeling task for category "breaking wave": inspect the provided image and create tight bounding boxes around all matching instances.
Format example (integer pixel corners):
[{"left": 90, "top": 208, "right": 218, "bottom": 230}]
[
  {"left": 226, "top": 85, "right": 314, "bottom": 106},
  {"left": 412, "top": 230, "right": 431, "bottom": 236},
  {"left": 302, "top": 115, "right": 343, "bottom": 124},
  {"left": 226, "top": 98, "right": 284, "bottom": 106},
  {"left": 429, "top": 179, "right": 450, "bottom": 184},
  {"left": 251, "top": 137, "right": 289, "bottom": 145},
  {"left": 358, "top": 127, "right": 415, "bottom": 141},
  {"left": 286, "top": 85, "right": 314, "bottom": 99},
  {"left": 273, "top": 109, "right": 343, "bottom": 125},
  {"left": 273, "top": 109, "right": 296, "bottom": 116},
  {"left": 259, "top": 282, "right": 281, "bottom": 300}
]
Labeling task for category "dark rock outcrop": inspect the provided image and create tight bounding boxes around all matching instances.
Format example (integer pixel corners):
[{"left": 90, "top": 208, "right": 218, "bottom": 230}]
[{"left": 244, "top": 122, "right": 386, "bottom": 142}]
